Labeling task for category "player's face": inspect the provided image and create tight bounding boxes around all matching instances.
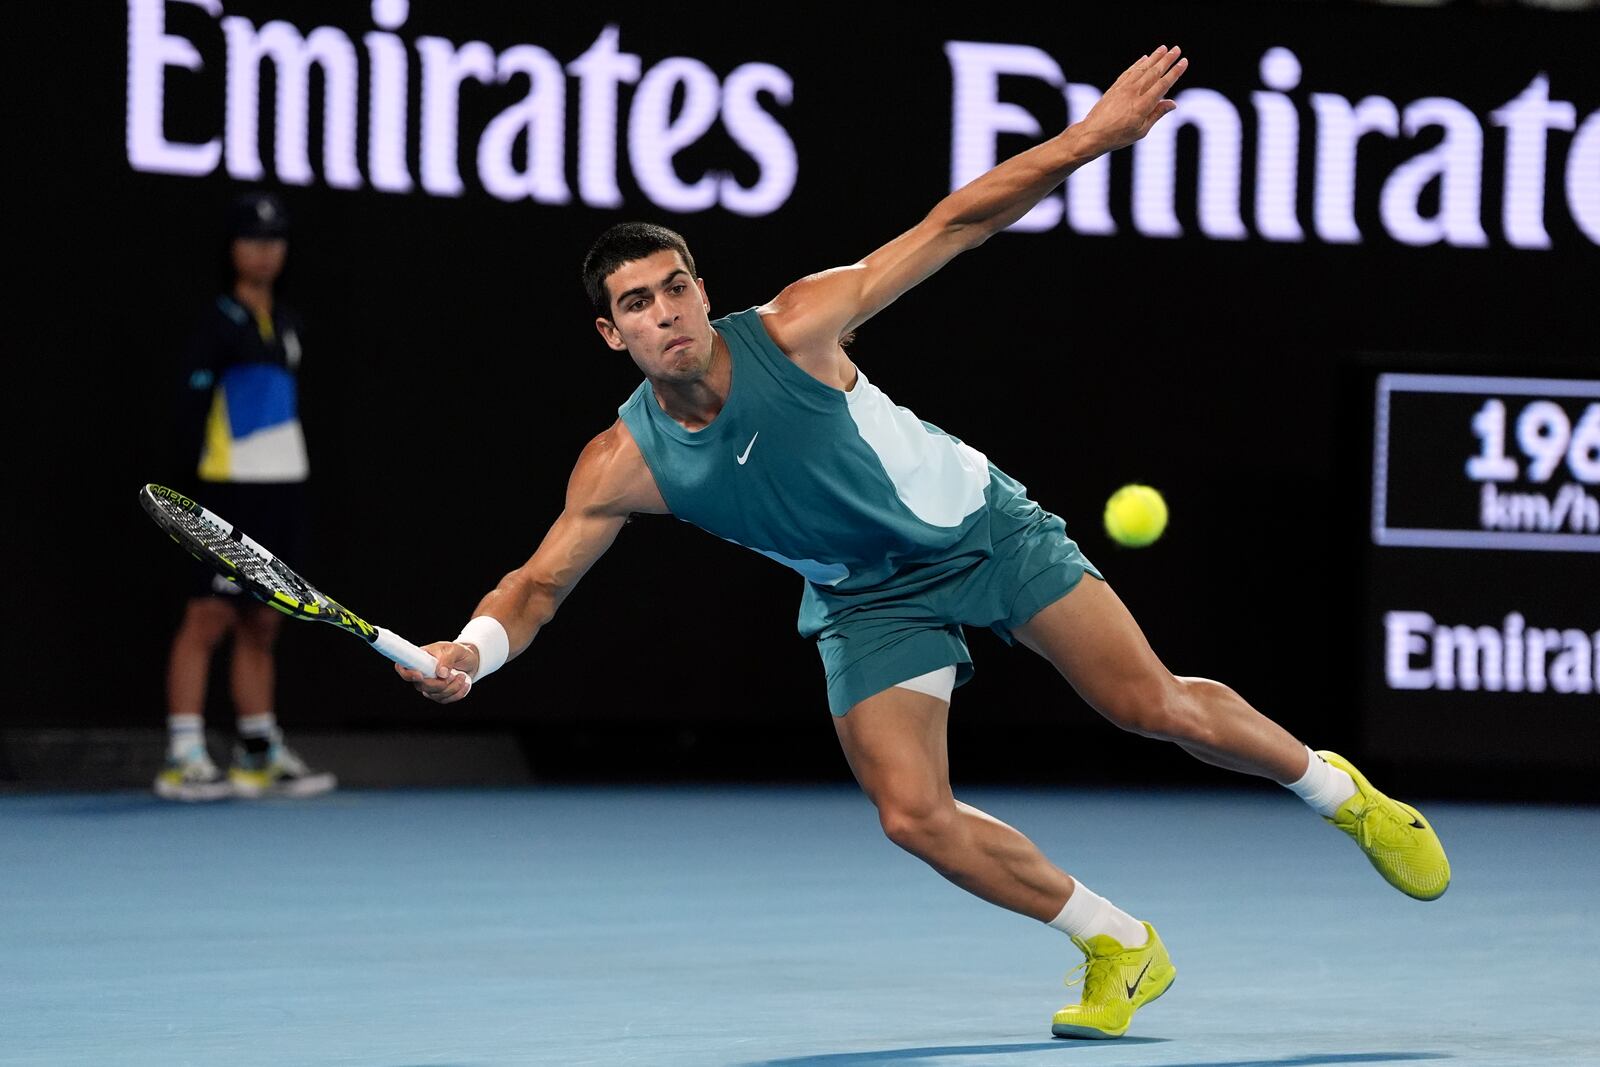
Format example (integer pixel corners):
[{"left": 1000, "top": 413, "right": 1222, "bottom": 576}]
[
  {"left": 231, "top": 237, "right": 287, "bottom": 286},
  {"left": 594, "top": 250, "right": 713, "bottom": 383}
]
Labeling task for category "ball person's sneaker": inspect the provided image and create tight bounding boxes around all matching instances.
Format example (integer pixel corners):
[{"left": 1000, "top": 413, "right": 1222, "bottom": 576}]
[
  {"left": 154, "top": 745, "right": 232, "bottom": 802},
  {"left": 230, "top": 735, "right": 337, "bottom": 798},
  {"left": 1318, "top": 750, "right": 1450, "bottom": 901},
  {"left": 1051, "top": 922, "right": 1176, "bottom": 1039}
]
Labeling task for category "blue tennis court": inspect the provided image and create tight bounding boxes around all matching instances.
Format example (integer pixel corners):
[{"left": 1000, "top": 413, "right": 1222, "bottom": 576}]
[{"left": 3, "top": 786, "right": 1596, "bottom": 1066}]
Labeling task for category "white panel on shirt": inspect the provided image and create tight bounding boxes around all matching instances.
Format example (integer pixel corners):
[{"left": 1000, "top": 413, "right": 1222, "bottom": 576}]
[
  {"left": 228, "top": 421, "right": 310, "bottom": 482},
  {"left": 845, "top": 370, "right": 990, "bottom": 528}
]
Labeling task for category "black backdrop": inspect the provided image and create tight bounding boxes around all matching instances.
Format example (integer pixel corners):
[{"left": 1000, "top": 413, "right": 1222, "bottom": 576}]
[{"left": 8, "top": 2, "right": 1596, "bottom": 790}]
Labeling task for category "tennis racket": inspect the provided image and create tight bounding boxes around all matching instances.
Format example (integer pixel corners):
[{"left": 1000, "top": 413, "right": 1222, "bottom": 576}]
[{"left": 139, "top": 483, "right": 454, "bottom": 682}]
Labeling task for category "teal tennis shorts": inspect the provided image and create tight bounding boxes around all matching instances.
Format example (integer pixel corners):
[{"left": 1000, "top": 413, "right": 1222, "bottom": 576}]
[{"left": 812, "top": 469, "right": 1102, "bottom": 716}]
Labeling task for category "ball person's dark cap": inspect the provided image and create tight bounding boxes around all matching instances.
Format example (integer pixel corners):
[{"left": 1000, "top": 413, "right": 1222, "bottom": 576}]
[{"left": 228, "top": 191, "right": 290, "bottom": 239}]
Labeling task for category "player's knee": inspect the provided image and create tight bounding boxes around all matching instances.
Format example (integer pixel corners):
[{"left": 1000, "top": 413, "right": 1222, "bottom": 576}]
[
  {"left": 1112, "top": 676, "right": 1224, "bottom": 748},
  {"left": 1098, "top": 673, "right": 1192, "bottom": 741},
  {"left": 876, "top": 794, "right": 957, "bottom": 857}
]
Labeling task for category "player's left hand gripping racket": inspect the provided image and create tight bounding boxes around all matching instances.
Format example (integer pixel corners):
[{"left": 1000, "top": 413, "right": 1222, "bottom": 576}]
[{"left": 139, "top": 483, "right": 451, "bottom": 681}]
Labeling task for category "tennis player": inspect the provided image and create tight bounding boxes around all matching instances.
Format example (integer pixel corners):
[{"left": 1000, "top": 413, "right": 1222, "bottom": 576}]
[{"left": 399, "top": 47, "right": 1450, "bottom": 1039}]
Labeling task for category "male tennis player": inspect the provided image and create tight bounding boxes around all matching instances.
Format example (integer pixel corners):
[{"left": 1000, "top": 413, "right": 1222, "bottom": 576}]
[{"left": 399, "top": 46, "right": 1450, "bottom": 1039}]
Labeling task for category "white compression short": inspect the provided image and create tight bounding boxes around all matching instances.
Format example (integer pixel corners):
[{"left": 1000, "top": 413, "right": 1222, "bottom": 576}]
[{"left": 893, "top": 664, "right": 957, "bottom": 703}]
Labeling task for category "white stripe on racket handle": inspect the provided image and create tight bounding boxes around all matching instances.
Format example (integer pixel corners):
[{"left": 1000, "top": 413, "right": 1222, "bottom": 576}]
[{"left": 372, "top": 627, "right": 472, "bottom": 691}]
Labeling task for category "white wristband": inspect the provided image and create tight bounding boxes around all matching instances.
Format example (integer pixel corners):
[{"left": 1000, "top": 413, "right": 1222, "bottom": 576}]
[{"left": 454, "top": 616, "right": 510, "bottom": 682}]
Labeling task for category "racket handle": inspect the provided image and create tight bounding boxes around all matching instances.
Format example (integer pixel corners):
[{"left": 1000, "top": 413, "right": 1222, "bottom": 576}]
[
  {"left": 372, "top": 627, "right": 440, "bottom": 676},
  {"left": 372, "top": 627, "right": 473, "bottom": 692}
]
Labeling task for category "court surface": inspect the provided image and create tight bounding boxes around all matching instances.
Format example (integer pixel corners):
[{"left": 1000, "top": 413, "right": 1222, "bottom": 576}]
[{"left": 3, "top": 786, "right": 1596, "bottom": 1066}]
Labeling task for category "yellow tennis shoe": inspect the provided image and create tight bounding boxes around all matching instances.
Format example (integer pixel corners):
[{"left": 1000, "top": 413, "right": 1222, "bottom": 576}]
[
  {"left": 1318, "top": 750, "right": 1450, "bottom": 901},
  {"left": 230, "top": 737, "right": 337, "bottom": 798},
  {"left": 1051, "top": 922, "right": 1175, "bottom": 1039}
]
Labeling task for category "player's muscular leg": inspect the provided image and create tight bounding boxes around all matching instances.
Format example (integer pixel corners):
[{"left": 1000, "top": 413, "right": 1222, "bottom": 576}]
[
  {"left": 1014, "top": 578, "right": 1307, "bottom": 783},
  {"left": 835, "top": 686, "right": 1076, "bottom": 921},
  {"left": 167, "top": 598, "right": 238, "bottom": 714},
  {"left": 230, "top": 602, "right": 283, "bottom": 717}
]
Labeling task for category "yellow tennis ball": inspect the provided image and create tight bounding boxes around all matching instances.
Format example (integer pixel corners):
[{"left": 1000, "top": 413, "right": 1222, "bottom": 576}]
[{"left": 1104, "top": 484, "right": 1168, "bottom": 547}]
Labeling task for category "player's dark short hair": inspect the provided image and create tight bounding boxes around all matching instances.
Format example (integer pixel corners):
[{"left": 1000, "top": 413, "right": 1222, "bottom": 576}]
[{"left": 582, "top": 222, "right": 698, "bottom": 320}]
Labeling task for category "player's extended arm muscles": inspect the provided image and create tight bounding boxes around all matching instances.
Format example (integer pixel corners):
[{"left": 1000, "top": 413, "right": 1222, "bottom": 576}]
[
  {"left": 398, "top": 420, "right": 666, "bottom": 703},
  {"left": 762, "top": 47, "right": 1188, "bottom": 365}
]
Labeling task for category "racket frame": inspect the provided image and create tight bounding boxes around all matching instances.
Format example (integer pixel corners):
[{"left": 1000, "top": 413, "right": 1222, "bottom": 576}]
[{"left": 140, "top": 483, "right": 441, "bottom": 677}]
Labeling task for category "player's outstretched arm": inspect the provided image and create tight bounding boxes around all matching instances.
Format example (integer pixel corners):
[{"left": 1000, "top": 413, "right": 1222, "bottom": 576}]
[
  {"left": 397, "top": 421, "right": 667, "bottom": 703},
  {"left": 762, "top": 46, "right": 1188, "bottom": 367}
]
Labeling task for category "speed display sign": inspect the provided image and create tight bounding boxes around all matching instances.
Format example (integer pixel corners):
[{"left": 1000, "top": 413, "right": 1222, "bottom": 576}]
[
  {"left": 1374, "top": 374, "right": 1600, "bottom": 552},
  {"left": 1363, "top": 372, "right": 1599, "bottom": 774}
]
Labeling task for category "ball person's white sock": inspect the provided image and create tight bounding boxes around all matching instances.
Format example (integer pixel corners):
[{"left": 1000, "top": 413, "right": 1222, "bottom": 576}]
[
  {"left": 166, "top": 713, "right": 205, "bottom": 760},
  {"left": 237, "top": 712, "right": 278, "bottom": 742}
]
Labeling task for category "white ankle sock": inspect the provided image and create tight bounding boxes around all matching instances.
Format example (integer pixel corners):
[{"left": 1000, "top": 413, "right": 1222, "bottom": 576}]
[
  {"left": 1286, "top": 745, "right": 1357, "bottom": 817},
  {"left": 1047, "top": 882, "right": 1147, "bottom": 948},
  {"left": 237, "top": 712, "right": 278, "bottom": 742},
  {"left": 167, "top": 714, "right": 205, "bottom": 759}
]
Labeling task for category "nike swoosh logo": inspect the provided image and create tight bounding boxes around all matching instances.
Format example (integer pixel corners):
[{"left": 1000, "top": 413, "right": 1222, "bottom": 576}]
[
  {"left": 1124, "top": 960, "right": 1151, "bottom": 999},
  {"left": 736, "top": 432, "right": 760, "bottom": 465},
  {"left": 1410, "top": 817, "right": 1425, "bottom": 829}
]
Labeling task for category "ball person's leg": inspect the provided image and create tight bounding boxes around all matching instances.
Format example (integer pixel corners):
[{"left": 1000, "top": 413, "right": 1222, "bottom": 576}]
[
  {"left": 834, "top": 684, "right": 1077, "bottom": 921},
  {"left": 230, "top": 601, "right": 283, "bottom": 717},
  {"left": 167, "top": 598, "right": 239, "bottom": 716},
  {"left": 1013, "top": 577, "right": 1308, "bottom": 783}
]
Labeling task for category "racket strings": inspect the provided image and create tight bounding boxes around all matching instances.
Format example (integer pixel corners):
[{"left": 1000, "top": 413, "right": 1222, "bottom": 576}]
[{"left": 167, "top": 504, "right": 317, "bottom": 605}]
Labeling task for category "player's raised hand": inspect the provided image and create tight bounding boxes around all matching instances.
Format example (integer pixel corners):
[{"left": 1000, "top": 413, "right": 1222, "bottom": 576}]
[
  {"left": 396, "top": 641, "right": 477, "bottom": 703},
  {"left": 1075, "top": 46, "right": 1188, "bottom": 154}
]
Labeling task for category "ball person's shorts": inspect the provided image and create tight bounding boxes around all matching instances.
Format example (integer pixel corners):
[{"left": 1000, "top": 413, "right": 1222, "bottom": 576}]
[{"left": 814, "top": 468, "right": 1102, "bottom": 716}]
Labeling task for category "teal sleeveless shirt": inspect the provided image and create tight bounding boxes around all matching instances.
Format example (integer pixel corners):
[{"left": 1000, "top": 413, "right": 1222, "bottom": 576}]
[{"left": 618, "top": 308, "right": 1003, "bottom": 636}]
